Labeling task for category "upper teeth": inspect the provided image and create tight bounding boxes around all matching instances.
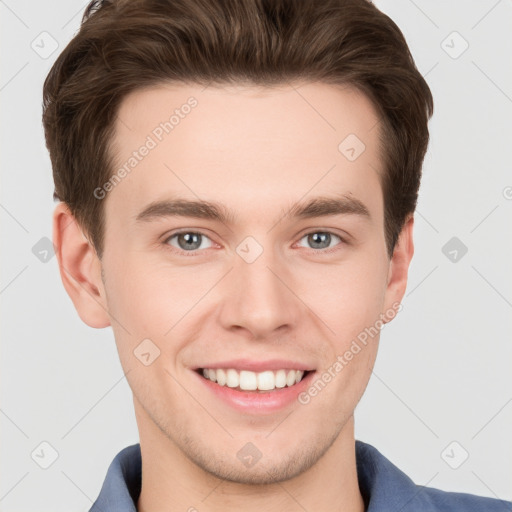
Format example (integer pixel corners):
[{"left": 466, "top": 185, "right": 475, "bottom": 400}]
[{"left": 201, "top": 368, "right": 305, "bottom": 391}]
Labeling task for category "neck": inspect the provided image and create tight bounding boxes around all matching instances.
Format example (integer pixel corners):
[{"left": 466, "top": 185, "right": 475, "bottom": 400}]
[{"left": 136, "top": 403, "right": 365, "bottom": 512}]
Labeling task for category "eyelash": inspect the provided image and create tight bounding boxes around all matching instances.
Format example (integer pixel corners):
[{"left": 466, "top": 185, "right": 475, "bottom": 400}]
[{"left": 162, "top": 229, "right": 347, "bottom": 256}]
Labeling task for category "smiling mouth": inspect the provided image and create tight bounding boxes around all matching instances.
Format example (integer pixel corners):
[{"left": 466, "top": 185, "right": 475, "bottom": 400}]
[{"left": 195, "top": 368, "right": 312, "bottom": 393}]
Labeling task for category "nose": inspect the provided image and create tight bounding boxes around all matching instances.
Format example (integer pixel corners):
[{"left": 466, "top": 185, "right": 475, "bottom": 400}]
[{"left": 217, "top": 244, "right": 300, "bottom": 340}]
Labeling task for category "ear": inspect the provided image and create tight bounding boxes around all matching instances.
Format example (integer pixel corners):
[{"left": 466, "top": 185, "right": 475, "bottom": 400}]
[
  {"left": 52, "top": 202, "right": 111, "bottom": 328},
  {"left": 381, "top": 214, "right": 414, "bottom": 321}
]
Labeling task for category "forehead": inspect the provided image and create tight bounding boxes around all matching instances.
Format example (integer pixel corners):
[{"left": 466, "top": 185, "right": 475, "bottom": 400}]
[{"left": 106, "top": 82, "right": 384, "bottom": 227}]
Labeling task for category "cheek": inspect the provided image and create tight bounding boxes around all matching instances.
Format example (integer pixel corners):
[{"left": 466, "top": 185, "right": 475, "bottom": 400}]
[
  {"left": 104, "top": 238, "right": 388, "bottom": 356},
  {"left": 103, "top": 253, "right": 226, "bottom": 371},
  {"left": 294, "top": 252, "right": 388, "bottom": 335},
  {"left": 104, "top": 253, "right": 195, "bottom": 332}
]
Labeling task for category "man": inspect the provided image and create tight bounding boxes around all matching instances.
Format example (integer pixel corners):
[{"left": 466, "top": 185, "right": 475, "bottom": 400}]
[{"left": 43, "top": 0, "right": 511, "bottom": 510}]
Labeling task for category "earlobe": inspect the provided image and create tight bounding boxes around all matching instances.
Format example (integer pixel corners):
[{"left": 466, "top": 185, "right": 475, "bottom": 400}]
[
  {"left": 52, "top": 202, "right": 111, "bottom": 328},
  {"left": 382, "top": 215, "right": 414, "bottom": 319}
]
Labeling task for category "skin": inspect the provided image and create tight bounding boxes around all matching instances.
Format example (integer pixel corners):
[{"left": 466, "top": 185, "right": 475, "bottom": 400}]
[{"left": 53, "top": 82, "right": 414, "bottom": 512}]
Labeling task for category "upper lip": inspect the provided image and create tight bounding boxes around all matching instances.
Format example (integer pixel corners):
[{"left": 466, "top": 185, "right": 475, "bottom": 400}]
[{"left": 193, "top": 359, "right": 315, "bottom": 372}]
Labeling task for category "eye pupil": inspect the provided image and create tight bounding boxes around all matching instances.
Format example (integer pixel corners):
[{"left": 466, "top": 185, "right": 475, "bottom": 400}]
[
  {"left": 169, "top": 231, "right": 340, "bottom": 254},
  {"left": 308, "top": 232, "right": 331, "bottom": 249},
  {"left": 178, "top": 233, "right": 201, "bottom": 250}
]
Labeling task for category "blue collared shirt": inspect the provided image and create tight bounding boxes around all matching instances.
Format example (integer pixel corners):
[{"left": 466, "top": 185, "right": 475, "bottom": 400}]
[{"left": 90, "top": 440, "right": 511, "bottom": 511}]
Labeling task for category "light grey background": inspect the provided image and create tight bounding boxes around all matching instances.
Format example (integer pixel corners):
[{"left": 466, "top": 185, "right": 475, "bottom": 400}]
[{"left": 1, "top": 1, "right": 511, "bottom": 510}]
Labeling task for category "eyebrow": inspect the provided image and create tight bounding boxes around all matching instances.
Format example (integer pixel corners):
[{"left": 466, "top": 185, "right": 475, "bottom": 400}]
[{"left": 134, "top": 195, "right": 371, "bottom": 225}]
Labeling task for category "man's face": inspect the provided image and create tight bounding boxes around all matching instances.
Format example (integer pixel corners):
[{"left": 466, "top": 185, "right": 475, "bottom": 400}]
[{"left": 96, "top": 82, "right": 408, "bottom": 483}]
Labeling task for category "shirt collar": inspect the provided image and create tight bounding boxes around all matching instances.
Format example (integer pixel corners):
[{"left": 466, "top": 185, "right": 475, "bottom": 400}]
[
  {"left": 355, "top": 441, "right": 420, "bottom": 511},
  {"left": 90, "top": 439, "right": 502, "bottom": 512},
  {"left": 90, "top": 443, "right": 141, "bottom": 512}
]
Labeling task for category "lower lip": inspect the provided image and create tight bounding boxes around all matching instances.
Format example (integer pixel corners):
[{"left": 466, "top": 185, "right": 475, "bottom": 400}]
[{"left": 193, "top": 370, "right": 316, "bottom": 414}]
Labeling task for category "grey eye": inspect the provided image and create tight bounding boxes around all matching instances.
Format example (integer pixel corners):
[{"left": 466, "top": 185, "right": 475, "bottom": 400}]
[
  {"left": 298, "top": 232, "right": 342, "bottom": 250},
  {"left": 167, "top": 232, "right": 213, "bottom": 251}
]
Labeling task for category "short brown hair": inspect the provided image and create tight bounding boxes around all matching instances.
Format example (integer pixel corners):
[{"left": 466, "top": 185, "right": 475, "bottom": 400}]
[{"left": 42, "top": 0, "right": 433, "bottom": 259}]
